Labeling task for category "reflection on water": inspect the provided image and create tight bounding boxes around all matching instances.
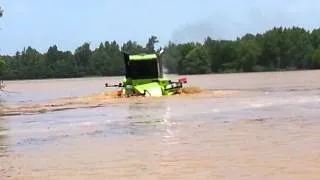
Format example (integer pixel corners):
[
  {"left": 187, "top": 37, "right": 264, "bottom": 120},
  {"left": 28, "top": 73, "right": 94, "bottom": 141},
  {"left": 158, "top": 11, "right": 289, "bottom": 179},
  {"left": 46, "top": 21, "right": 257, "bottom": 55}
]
[
  {"left": 126, "top": 102, "right": 175, "bottom": 138},
  {"left": 0, "top": 70, "right": 320, "bottom": 179}
]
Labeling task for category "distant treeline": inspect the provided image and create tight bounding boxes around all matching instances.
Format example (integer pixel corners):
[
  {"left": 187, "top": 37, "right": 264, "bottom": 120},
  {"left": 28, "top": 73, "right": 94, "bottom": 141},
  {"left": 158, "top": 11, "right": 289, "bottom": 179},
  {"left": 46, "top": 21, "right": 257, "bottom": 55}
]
[{"left": 1, "top": 26, "right": 320, "bottom": 80}]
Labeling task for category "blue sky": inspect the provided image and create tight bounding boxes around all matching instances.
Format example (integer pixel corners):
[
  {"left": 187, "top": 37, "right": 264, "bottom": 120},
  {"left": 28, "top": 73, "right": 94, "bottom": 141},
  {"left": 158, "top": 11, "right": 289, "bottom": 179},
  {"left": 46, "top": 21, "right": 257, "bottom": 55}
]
[{"left": 0, "top": 0, "right": 320, "bottom": 55}]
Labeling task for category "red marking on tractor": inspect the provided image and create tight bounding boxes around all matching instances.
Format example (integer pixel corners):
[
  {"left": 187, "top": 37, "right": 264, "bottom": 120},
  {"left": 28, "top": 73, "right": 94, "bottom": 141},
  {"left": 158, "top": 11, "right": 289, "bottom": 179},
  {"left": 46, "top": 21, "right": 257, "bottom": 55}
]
[{"left": 179, "top": 77, "right": 187, "bottom": 84}]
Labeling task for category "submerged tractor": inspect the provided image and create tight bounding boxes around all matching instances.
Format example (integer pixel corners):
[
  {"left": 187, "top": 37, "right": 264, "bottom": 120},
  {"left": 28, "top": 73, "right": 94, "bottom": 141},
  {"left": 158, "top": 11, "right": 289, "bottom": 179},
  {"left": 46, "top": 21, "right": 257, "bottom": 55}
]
[{"left": 105, "top": 50, "right": 187, "bottom": 97}]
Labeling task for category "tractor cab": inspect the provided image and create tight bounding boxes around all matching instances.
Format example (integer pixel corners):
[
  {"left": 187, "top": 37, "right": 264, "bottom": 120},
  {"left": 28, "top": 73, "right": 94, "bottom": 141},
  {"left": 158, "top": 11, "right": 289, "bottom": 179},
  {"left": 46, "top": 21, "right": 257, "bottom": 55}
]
[
  {"left": 105, "top": 51, "right": 187, "bottom": 97},
  {"left": 123, "top": 52, "right": 163, "bottom": 81}
]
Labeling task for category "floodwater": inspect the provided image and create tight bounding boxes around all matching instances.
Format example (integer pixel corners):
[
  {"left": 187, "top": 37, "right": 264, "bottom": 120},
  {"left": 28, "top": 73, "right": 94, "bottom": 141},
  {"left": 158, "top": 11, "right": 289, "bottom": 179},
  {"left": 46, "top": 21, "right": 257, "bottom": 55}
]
[{"left": 0, "top": 70, "right": 320, "bottom": 180}]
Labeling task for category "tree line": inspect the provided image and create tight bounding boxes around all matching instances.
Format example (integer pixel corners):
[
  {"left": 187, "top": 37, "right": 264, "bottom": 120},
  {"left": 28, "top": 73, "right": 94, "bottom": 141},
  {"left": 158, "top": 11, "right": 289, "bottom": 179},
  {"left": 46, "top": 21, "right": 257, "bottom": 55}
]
[
  {"left": 0, "top": 6, "right": 5, "bottom": 80},
  {"left": 163, "top": 26, "right": 320, "bottom": 74},
  {"left": 0, "top": 36, "right": 158, "bottom": 80},
  {"left": 1, "top": 26, "right": 320, "bottom": 80}
]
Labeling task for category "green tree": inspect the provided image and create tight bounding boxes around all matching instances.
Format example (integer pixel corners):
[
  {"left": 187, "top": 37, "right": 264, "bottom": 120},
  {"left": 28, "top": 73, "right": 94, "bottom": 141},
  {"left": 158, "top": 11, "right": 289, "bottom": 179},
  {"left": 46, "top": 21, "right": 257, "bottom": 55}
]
[
  {"left": 89, "top": 41, "right": 123, "bottom": 76},
  {"left": 74, "top": 42, "right": 92, "bottom": 76},
  {"left": 0, "top": 59, "right": 5, "bottom": 76},
  {"left": 45, "top": 45, "right": 61, "bottom": 77},
  {"left": 312, "top": 48, "right": 320, "bottom": 69},
  {"left": 13, "top": 47, "right": 44, "bottom": 79},
  {"left": 204, "top": 38, "right": 238, "bottom": 72},
  {"left": 174, "top": 42, "right": 198, "bottom": 74},
  {"left": 121, "top": 40, "right": 146, "bottom": 54},
  {"left": 311, "top": 28, "right": 320, "bottom": 49},
  {"left": 145, "top": 35, "right": 159, "bottom": 53},
  {"left": 259, "top": 27, "right": 282, "bottom": 69},
  {"left": 180, "top": 45, "right": 211, "bottom": 74},
  {"left": 235, "top": 39, "right": 262, "bottom": 72},
  {"left": 0, "top": 6, "right": 3, "bottom": 77},
  {"left": 89, "top": 43, "right": 110, "bottom": 76},
  {"left": 106, "top": 41, "right": 124, "bottom": 75},
  {"left": 54, "top": 51, "right": 77, "bottom": 78},
  {"left": 241, "top": 33, "right": 256, "bottom": 41}
]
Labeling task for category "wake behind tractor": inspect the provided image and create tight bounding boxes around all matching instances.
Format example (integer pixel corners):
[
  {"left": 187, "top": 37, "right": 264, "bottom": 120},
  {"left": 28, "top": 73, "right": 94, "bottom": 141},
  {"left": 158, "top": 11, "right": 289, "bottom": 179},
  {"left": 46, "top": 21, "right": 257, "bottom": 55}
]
[{"left": 105, "top": 50, "right": 187, "bottom": 97}]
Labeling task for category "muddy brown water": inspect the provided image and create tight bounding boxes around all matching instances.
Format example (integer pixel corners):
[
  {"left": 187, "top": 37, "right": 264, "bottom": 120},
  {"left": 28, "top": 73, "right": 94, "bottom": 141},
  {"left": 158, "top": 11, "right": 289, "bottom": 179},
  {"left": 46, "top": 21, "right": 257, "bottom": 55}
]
[{"left": 0, "top": 71, "right": 320, "bottom": 179}]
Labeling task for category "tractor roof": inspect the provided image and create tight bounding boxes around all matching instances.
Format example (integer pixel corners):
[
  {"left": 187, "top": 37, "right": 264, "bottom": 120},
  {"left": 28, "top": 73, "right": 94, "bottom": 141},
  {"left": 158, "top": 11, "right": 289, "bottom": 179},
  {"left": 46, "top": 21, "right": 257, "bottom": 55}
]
[{"left": 129, "top": 54, "right": 157, "bottom": 61}]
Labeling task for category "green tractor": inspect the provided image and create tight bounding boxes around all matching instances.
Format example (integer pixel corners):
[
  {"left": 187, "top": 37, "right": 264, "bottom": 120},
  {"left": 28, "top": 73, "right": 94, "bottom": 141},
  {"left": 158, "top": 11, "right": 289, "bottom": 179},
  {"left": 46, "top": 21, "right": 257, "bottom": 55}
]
[{"left": 105, "top": 50, "right": 187, "bottom": 97}]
